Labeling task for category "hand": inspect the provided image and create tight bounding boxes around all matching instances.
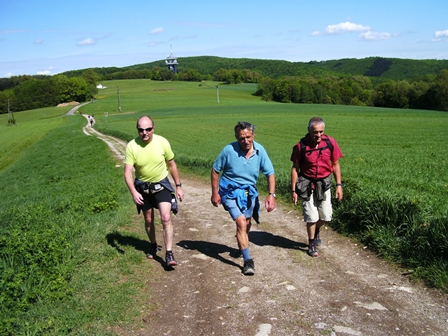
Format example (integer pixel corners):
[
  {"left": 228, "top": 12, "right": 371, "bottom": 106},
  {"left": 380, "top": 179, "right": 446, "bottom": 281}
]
[
  {"left": 132, "top": 191, "right": 144, "bottom": 205},
  {"left": 211, "top": 193, "right": 221, "bottom": 207},
  {"left": 292, "top": 192, "right": 298, "bottom": 205},
  {"left": 176, "top": 187, "right": 184, "bottom": 202},
  {"left": 265, "top": 195, "right": 276, "bottom": 212},
  {"left": 335, "top": 186, "right": 343, "bottom": 201}
]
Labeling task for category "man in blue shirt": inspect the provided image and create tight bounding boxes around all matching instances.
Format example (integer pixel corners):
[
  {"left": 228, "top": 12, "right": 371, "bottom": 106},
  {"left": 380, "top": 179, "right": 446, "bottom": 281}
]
[{"left": 211, "top": 121, "right": 276, "bottom": 275}]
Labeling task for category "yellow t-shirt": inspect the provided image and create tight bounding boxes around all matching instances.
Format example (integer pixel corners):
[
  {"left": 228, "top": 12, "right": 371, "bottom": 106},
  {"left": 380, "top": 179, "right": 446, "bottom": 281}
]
[{"left": 125, "top": 134, "right": 175, "bottom": 182}]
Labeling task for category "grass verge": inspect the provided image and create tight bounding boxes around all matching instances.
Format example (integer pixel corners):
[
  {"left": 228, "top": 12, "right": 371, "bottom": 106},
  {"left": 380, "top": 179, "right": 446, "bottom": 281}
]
[{"left": 0, "top": 116, "right": 160, "bottom": 335}]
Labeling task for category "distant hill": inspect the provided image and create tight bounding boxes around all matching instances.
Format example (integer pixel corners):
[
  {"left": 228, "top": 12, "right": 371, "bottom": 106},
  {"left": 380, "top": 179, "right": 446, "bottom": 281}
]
[{"left": 62, "top": 56, "right": 448, "bottom": 81}]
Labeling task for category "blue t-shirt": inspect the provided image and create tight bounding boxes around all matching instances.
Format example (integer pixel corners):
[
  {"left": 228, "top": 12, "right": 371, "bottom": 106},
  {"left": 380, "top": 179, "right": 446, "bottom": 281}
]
[{"left": 212, "top": 141, "right": 274, "bottom": 186}]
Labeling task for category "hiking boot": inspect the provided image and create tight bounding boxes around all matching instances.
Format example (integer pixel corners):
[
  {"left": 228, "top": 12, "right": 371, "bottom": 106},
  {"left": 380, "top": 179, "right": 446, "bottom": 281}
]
[
  {"left": 314, "top": 231, "right": 321, "bottom": 246},
  {"left": 146, "top": 243, "right": 160, "bottom": 259},
  {"left": 307, "top": 243, "right": 319, "bottom": 257},
  {"left": 242, "top": 259, "right": 255, "bottom": 275},
  {"left": 165, "top": 251, "right": 177, "bottom": 266}
]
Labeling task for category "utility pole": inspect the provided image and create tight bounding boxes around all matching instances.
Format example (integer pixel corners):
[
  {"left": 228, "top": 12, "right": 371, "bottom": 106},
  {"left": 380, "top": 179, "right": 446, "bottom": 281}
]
[
  {"left": 117, "top": 87, "right": 121, "bottom": 112},
  {"left": 7, "top": 99, "right": 15, "bottom": 125}
]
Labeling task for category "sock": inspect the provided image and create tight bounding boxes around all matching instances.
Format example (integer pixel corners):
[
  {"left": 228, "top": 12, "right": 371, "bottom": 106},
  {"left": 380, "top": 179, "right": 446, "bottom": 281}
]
[
  {"left": 241, "top": 247, "right": 251, "bottom": 261},
  {"left": 309, "top": 239, "right": 316, "bottom": 246}
]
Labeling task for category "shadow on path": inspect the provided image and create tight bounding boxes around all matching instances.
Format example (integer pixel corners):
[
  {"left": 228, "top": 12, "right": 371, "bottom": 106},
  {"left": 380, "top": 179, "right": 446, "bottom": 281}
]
[
  {"left": 106, "top": 231, "right": 175, "bottom": 271},
  {"left": 177, "top": 240, "right": 242, "bottom": 270},
  {"left": 177, "top": 231, "right": 309, "bottom": 271},
  {"left": 249, "top": 231, "right": 308, "bottom": 252}
]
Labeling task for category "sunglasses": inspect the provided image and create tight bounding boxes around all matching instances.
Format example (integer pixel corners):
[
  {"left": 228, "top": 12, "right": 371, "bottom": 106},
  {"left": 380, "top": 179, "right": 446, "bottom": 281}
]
[{"left": 137, "top": 127, "right": 153, "bottom": 133}]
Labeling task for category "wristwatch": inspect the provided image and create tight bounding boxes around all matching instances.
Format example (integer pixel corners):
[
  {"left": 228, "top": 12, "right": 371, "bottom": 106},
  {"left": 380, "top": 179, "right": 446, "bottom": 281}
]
[
  {"left": 269, "top": 192, "right": 276, "bottom": 198},
  {"left": 176, "top": 183, "right": 182, "bottom": 187}
]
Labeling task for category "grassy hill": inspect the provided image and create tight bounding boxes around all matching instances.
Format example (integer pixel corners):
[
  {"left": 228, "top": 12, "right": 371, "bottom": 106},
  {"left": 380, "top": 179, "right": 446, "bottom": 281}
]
[{"left": 62, "top": 56, "right": 448, "bottom": 81}]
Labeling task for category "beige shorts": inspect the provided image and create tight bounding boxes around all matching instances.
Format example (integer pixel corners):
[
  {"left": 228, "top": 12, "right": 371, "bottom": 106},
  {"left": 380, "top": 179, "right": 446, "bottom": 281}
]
[{"left": 302, "top": 189, "right": 332, "bottom": 223}]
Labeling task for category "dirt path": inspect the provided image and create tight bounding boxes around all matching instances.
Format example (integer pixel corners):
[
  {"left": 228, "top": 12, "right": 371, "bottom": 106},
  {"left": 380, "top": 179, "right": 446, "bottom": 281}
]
[{"left": 85, "top": 119, "right": 448, "bottom": 336}]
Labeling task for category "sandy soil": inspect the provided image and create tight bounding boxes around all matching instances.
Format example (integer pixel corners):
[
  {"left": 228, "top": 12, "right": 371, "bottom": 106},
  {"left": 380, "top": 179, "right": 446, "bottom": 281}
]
[{"left": 83, "top": 117, "right": 448, "bottom": 336}]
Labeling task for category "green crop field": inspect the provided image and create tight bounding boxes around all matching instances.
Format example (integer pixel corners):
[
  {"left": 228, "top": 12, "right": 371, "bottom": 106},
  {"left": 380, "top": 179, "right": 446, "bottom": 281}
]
[
  {"left": 1, "top": 79, "right": 447, "bottom": 334},
  {"left": 86, "top": 81, "right": 448, "bottom": 213}
]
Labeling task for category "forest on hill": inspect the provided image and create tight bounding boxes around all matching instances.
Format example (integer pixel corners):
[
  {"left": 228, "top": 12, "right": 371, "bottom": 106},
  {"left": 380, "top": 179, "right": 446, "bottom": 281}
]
[
  {"left": 61, "top": 56, "right": 448, "bottom": 81},
  {"left": 1, "top": 56, "right": 448, "bottom": 114}
]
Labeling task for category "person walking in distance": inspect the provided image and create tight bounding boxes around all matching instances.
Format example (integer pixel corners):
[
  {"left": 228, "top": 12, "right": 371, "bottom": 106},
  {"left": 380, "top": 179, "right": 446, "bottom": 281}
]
[
  {"left": 124, "top": 116, "right": 184, "bottom": 267},
  {"left": 211, "top": 121, "right": 276, "bottom": 275},
  {"left": 290, "top": 117, "right": 343, "bottom": 257}
]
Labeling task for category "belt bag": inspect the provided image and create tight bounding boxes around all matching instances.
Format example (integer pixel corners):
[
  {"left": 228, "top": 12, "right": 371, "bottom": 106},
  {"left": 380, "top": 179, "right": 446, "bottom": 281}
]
[
  {"left": 135, "top": 180, "right": 164, "bottom": 194},
  {"left": 148, "top": 183, "right": 164, "bottom": 194}
]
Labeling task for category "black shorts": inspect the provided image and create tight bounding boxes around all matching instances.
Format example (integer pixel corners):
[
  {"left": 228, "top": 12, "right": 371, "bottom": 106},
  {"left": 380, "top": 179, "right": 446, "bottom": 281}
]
[{"left": 137, "top": 187, "right": 173, "bottom": 214}]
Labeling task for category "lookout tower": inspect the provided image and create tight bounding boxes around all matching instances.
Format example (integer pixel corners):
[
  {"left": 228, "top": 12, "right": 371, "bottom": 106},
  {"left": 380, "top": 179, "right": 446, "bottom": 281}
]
[{"left": 165, "top": 47, "right": 178, "bottom": 74}]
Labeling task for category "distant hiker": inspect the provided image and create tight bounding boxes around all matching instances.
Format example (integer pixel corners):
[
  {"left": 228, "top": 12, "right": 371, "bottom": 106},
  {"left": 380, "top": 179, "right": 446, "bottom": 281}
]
[
  {"left": 124, "top": 116, "right": 184, "bottom": 267},
  {"left": 211, "top": 121, "right": 276, "bottom": 275},
  {"left": 90, "top": 115, "right": 95, "bottom": 127},
  {"left": 290, "top": 116, "right": 343, "bottom": 257}
]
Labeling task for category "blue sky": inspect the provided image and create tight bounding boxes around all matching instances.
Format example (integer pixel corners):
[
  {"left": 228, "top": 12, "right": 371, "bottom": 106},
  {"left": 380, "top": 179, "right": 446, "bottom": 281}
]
[{"left": 1, "top": 0, "right": 447, "bottom": 78}]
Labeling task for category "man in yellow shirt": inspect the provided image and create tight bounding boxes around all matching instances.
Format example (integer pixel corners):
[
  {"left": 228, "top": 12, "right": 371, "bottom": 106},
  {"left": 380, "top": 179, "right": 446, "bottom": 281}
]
[{"left": 124, "top": 116, "right": 184, "bottom": 267}]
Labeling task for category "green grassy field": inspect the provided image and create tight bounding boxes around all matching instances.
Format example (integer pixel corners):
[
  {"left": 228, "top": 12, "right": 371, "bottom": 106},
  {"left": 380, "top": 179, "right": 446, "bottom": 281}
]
[
  {"left": 1, "top": 79, "right": 447, "bottom": 334},
  {"left": 87, "top": 80, "right": 448, "bottom": 289},
  {"left": 86, "top": 81, "right": 448, "bottom": 213}
]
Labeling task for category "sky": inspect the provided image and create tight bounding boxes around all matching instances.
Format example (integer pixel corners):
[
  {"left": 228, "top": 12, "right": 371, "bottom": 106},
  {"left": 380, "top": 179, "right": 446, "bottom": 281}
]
[{"left": 1, "top": 0, "right": 447, "bottom": 78}]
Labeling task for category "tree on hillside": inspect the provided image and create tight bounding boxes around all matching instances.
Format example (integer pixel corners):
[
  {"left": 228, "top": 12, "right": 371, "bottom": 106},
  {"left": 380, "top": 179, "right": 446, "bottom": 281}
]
[
  {"left": 55, "top": 75, "right": 90, "bottom": 103},
  {"left": 82, "top": 69, "right": 100, "bottom": 101},
  {"left": 372, "top": 80, "right": 415, "bottom": 108},
  {"left": 0, "top": 89, "right": 14, "bottom": 114},
  {"left": 431, "top": 69, "right": 448, "bottom": 111},
  {"left": 13, "top": 78, "right": 59, "bottom": 111}
]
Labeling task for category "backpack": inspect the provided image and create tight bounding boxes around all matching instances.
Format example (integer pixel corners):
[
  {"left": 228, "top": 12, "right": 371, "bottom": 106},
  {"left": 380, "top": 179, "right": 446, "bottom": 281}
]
[{"left": 299, "top": 136, "right": 333, "bottom": 171}]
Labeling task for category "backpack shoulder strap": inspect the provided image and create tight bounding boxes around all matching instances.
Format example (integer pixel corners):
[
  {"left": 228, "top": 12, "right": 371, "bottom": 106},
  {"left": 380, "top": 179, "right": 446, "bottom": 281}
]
[
  {"left": 324, "top": 137, "right": 333, "bottom": 153},
  {"left": 299, "top": 137, "right": 307, "bottom": 166},
  {"left": 299, "top": 136, "right": 333, "bottom": 171}
]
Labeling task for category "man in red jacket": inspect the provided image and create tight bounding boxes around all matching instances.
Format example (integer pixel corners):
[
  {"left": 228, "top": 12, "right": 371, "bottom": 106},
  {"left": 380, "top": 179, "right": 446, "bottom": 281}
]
[{"left": 290, "top": 117, "right": 343, "bottom": 257}]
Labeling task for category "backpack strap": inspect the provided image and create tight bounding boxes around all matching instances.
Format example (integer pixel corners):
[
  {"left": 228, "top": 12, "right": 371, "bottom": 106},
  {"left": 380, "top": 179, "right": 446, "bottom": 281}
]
[{"left": 299, "top": 136, "right": 333, "bottom": 172}]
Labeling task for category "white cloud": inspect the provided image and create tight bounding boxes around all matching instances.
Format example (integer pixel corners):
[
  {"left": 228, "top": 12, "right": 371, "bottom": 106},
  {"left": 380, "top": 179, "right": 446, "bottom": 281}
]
[
  {"left": 312, "top": 21, "right": 370, "bottom": 36},
  {"left": 77, "top": 38, "right": 96, "bottom": 46},
  {"left": 34, "top": 38, "right": 43, "bottom": 44},
  {"left": 37, "top": 66, "right": 55, "bottom": 75},
  {"left": 433, "top": 30, "right": 448, "bottom": 42},
  {"left": 359, "top": 31, "right": 391, "bottom": 41},
  {"left": 435, "top": 30, "right": 448, "bottom": 38},
  {"left": 151, "top": 27, "right": 165, "bottom": 35},
  {"left": 37, "top": 70, "right": 52, "bottom": 75}
]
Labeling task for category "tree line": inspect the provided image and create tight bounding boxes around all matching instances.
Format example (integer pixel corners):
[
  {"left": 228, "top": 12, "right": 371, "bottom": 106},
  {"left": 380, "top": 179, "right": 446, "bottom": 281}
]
[
  {"left": 254, "top": 70, "right": 448, "bottom": 111},
  {"left": 0, "top": 69, "right": 100, "bottom": 114}
]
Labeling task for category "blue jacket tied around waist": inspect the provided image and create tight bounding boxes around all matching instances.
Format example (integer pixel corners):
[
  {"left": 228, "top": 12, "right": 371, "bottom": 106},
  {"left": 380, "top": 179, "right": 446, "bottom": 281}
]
[{"left": 219, "top": 177, "right": 260, "bottom": 224}]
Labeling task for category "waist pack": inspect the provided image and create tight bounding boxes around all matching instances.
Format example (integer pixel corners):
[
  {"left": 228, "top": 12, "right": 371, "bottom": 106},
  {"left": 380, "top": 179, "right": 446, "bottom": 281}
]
[{"left": 134, "top": 179, "right": 164, "bottom": 194}]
